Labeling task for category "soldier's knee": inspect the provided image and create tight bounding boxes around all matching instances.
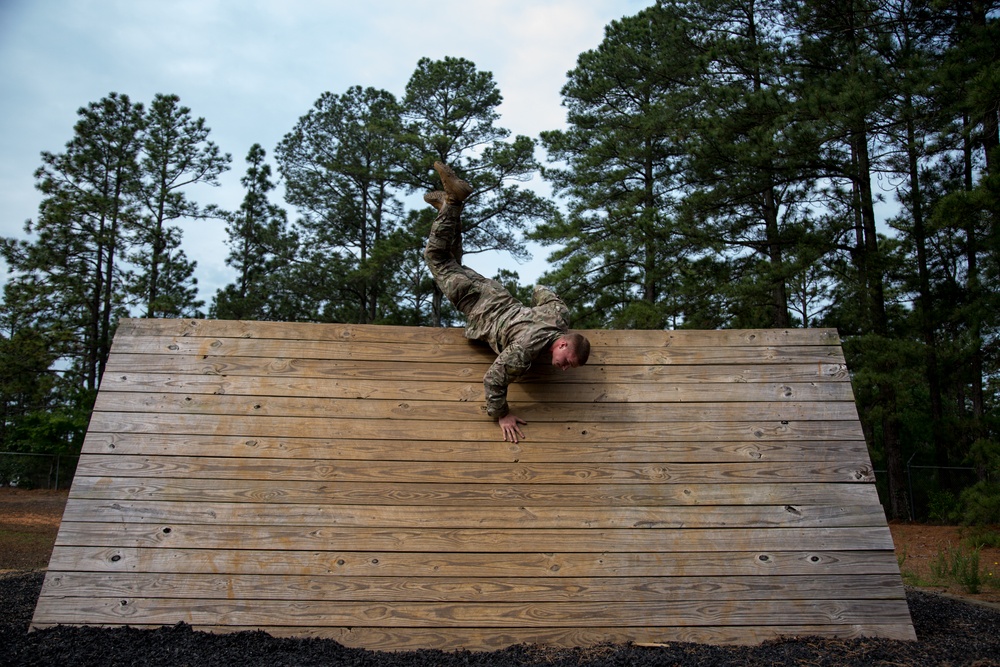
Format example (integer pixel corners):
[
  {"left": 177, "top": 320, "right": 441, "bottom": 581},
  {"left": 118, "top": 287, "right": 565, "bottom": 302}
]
[{"left": 424, "top": 244, "right": 447, "bottom": 269}]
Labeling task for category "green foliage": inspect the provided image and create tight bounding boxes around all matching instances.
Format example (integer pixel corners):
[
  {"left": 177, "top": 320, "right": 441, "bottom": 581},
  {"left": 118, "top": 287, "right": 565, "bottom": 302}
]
[
  {"left": 1, "top": 92, "right": 144, "bottom": 390},
  {"left": 0, "top": 457, "right": 31, "bottom": 488},
  {"left": 5, "top": 404, "right": 91, "bottom": 456},
  {"left": 402, "top": 56, "right": 552, "bottom": 325},
  {"left": 536, "top": 3, "right": 701, "bottom": 328},
  {"left": 951, "top": 439, "right": 1000, "bottom": 526},
  {"left": 529, "top": 0, "right": 998, "bottom": 524},
  {"left": 211, "top": 144, "right": 298, "bottom": 321},
  {"left": 276, "top": 85, "right": 407, "bottom": 324},
  {"left": 129, "top": 93, "right": 229, "bottom": 318},
  {"left": 926, "top": 490, "right": 961, "bottom": 525},
  {"left": 0, "top": 308, "right": 87, "bottom": 457},
  {"left": 270, "top": 57, "right": 552, "bottom": 327},
  {"left": 957, "top": 481, "right": 1000, "bottom": 527},
  {"left": 402, "top": 56, "right": 503, "bottom": 166},
  {"left": 1, "top": 91, "right": 225, "bottom": 392},
  {"left": 896, "top": 547, "right": 935, "bottom": 587},
  {"left": 678, "top": 0, "right": 820, "bottom": 329},
  {"left": 0, "top": 92, "right": 227, "bottom": 479},
  {"left": 930, "top": 546, "right": 985, "bottom": 594},
  {"left": 963, "top": 528, "right": 1000, "bottom": 551}
]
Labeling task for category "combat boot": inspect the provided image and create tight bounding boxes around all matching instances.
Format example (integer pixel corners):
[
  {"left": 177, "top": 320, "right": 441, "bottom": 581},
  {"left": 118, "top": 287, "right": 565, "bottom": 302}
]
[
  {"left": 423, "top": 191, "right": 446, "bottom": 212},
  {"left": 433, "top": 161, "right": 473, "bottom": 205}
]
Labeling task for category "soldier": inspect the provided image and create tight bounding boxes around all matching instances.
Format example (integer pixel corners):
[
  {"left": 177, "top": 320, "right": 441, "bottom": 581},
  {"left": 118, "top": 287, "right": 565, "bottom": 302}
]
[{"left": 423, "top": 161, "right": 591, "bottom": 443}]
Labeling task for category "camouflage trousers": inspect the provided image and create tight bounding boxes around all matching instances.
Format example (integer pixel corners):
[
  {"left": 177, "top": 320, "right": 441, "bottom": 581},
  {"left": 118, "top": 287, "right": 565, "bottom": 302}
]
[{"left": 424, "top": 203, "right": 507, "bottom": 319}]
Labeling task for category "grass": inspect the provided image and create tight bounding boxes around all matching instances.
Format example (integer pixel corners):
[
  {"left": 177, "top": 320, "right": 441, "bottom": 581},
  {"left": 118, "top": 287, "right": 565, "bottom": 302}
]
[
  {"left": 928, "top": 545, "right": 985, "bottom": 594},
  {"left": 963, "top": 528, "right": 1000, "bottom": 550},
  {"left": 898, "top": 538, "right": 1000, "bottom": 595},
  {"left": 897, "top": 547, "right": 938, "bottom": 587}
]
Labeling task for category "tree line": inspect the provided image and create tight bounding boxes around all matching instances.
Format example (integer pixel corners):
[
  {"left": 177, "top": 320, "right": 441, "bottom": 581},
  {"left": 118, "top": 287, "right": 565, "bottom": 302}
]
[{"left": 1, "top": 0, "right": 998, "bottom": 523}]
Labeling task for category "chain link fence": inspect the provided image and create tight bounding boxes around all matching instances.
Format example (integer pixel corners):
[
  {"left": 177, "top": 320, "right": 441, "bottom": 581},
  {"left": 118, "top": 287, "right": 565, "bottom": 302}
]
[
  {"left": 0, "top": 451, "right": 79, "bottom": 490},
  {"left": 874, "top": 462, "right": 990, "bottom": 522}
]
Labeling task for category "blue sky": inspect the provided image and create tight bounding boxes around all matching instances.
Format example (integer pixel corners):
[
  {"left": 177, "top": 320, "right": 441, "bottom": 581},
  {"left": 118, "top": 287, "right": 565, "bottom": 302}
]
[{"left": 0, "top": 0, "right": 652, "bottom": 307}]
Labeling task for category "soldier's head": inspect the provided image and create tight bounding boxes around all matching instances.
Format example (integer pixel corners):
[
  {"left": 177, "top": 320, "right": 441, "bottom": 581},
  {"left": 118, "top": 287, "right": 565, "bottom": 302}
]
[{"left": 551, "top": 333, "right": 590, "bottom": 371}]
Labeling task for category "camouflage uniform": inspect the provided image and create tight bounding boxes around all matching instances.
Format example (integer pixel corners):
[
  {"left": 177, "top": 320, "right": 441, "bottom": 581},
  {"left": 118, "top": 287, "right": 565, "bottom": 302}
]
[{"left": 424, "top": 203, "right": 570, "bottom": 418}]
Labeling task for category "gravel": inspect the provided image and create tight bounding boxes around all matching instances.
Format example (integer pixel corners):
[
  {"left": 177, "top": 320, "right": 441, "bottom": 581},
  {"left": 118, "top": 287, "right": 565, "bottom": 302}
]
[{"left": 3, "top": 571, "right": 1000, "bottom": 666}]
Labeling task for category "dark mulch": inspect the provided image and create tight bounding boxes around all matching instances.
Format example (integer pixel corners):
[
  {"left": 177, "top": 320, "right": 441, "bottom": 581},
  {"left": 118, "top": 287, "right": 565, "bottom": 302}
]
[{"left": 3, "top": 571, "right": 999, "bottom": 666}]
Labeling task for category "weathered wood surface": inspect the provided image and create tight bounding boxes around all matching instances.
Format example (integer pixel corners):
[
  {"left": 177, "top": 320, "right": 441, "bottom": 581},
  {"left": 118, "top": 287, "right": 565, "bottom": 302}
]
[
  {"left": 44, "top": 546, "right": 906, "bottom": 577},
  {"left": 33, "top": 319, "right": 915, "bottom": 648}
]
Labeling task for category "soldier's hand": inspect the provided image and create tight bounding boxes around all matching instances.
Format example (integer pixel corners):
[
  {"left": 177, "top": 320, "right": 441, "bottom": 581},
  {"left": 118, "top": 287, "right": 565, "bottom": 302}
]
[{"left": 498, "top": 414, "right": 527, "bottom": 443}]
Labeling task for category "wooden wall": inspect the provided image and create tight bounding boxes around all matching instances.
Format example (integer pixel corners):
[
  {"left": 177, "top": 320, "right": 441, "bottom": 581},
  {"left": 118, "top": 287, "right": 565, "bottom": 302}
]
[{"left": 32, "top": 318, "right": 915, "bottom": 649}]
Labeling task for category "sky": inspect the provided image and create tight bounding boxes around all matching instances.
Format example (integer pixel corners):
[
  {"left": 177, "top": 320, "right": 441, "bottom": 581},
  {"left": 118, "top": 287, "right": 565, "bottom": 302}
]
[{"left": 0, "top": 0, "right": 653, "bottom": 310}]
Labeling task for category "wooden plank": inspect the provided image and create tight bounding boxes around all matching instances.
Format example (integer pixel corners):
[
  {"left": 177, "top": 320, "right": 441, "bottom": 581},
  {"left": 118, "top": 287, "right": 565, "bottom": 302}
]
[
  {"left": 588, "top": 328, "right": 843, "bottom": 348},
  {"left": 105, "top": 354, "right": 851, "bottom": 384},
  {"left": 29, "top": 597, "right": 914, "bottom": 628},
  {"left": 108, "top": 335, "right": 846, "bottom": 366},
  {"left": 39, "top": 571, "right": 908, "bottom": 603},
  {"left": 73, "top": 454, "right": 876, "bottom": 485},
  {"left": 66, "top": 477, "right": 881, "bottom": 507},
  {"left": 80, "top": 432, "right": 870, "bottom": 463},
  {"left": 43, "top": 546, "right": 905, "bottom": 577},
  {"left": 98, "top": 372, "right": 857, "bottom": 403},
  {"left": 115, "top": 318, "right": 842, "bottom": 347},
  {"left": 59, "top": 499, "right": 890, "bottom": 528},
  {"left": 91, "top": 392, "right": 862, "bottom": 423},
  {"left": 53, "top": 523, "right": 895, "bottom": 553},
  {"left": 85, "top": 412, "right": 868, "bottom": 442}
]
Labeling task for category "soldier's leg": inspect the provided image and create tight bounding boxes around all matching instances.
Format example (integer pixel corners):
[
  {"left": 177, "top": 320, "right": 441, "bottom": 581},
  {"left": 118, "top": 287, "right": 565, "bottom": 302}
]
[
  {"left": 423, "top": 162, "right": 483, "bottom": 315},
  {"left": 425, "top": 161, "right": 472, "bottom": 259},
  {"left": 424, "top": 199, "right": 485, "bottom": 315},
  {"left": 423, "top": 193, "right": 460, "bottom": 266},
  {"left": 424, "top": 190, "right": 462, "bottom": 264}
]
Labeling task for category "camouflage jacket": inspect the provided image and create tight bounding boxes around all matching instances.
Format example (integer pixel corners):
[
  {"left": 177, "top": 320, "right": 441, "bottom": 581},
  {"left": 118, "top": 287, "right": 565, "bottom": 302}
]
[{"left": 464, "top": 285, "right": 570, "bottom": 418}]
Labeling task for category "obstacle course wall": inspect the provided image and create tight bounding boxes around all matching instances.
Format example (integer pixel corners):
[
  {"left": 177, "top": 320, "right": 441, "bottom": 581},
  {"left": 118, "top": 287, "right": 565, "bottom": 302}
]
[{"left": 32, "top": 319, "right": 915, "bottom": 649}]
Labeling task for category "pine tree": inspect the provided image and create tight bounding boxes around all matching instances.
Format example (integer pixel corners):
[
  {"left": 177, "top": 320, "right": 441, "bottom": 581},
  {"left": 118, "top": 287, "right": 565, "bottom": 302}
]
[
  {"left": 926, "top": 0, "right": 1000, "bottom": 464},
  {"left": 129, "top": 93, "right": 229, "bottom": 318},
  {"left": 1, "top": 92, "right": 143, "bottom": 390},
  {"left": 537, "top": 4, "right": 701, "bottom": 328},
  {"left": 276, "top": 86, "right": 405, "bottom": 324},
  {"left": 678, "top": 0, "right": 822, "bottom": 329},
  {"left": 211, "top": 144, "right": 297, "bottom": 321}
]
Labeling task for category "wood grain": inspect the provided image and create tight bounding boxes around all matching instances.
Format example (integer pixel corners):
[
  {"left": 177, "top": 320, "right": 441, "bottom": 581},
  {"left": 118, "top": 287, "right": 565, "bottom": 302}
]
[
  {"left": 79, "top": 432, "right": 870, "bottom": 463},
  {"left": 73, "top": 454, "right": 876, "bottom": 484},
  {"left": 40, "top": 571, "right": 907, "bottom": 602},
  {"left": 59, "top": 498, "right": 889, "bottom": 528}
]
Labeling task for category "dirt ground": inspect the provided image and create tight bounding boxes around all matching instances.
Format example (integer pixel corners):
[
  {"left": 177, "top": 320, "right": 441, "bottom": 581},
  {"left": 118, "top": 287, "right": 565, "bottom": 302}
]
[
  {"left": 2, "top": 488, "right": 998, "bottom": 604},
  {"left": 888, "top": 522, "right": 1000, "bottom": 604},
  {"left": 0, "top": 488, "right": 68, "bottom": 571}
]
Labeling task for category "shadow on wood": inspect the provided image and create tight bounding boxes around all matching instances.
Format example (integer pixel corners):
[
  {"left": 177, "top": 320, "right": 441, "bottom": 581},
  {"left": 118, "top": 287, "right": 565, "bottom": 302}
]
[{"left": 32, "top": 319, "right": 915, "bottom": 650}]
